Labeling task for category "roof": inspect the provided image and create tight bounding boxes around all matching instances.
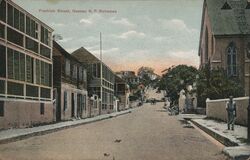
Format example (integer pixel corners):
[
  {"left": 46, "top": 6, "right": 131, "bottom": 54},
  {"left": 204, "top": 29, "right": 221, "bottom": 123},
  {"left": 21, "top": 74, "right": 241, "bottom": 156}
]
[
  {"left": 53, "top": 41, "right": 80, "bottom": 62},
  {"left": 71, "top": 47, "right": 100, "bottom": 64},
  {"left": 72, "top": 47, "right": 115, "bottom": 74},
  {"left": 204, "top": 0, "right": 250, "bottom": 35},
  {"left": 115, "top": 75, "right": 126, "bottom": 84}
]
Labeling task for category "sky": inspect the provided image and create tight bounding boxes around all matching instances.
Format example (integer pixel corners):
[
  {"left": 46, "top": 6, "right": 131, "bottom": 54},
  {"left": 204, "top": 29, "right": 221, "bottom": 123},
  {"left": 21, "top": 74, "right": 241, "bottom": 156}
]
[{"left": 13, "top": 0, "right": 203, "bottom": 75}]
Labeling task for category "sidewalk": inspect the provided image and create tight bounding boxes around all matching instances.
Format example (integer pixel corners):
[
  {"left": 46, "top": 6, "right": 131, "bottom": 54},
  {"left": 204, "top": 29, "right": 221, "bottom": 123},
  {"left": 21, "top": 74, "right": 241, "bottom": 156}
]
[
  {"left": 0, "top": 108, "right": 134, "bottom": 144},
  {"left": 178, "top": 114, "right": 250, "bottom": 160}
]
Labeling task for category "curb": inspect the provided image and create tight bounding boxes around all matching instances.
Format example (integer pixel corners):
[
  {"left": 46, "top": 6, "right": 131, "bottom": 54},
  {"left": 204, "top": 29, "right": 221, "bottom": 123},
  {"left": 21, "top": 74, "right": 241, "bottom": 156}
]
[
  {"left": 223, "top": 146, "right": 250, "bottom": 160},
  {"left": 190, "top": 119, "right": 239, "bottom": 147},
  {"left": 0, "top": 110, "right": 132, "bottom": 145}
]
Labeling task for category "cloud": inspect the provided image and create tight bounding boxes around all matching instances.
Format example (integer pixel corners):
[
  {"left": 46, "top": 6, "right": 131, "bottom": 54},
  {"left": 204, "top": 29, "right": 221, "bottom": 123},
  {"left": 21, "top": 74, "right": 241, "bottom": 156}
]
[
  {"left": 116, "top": 30, "right": 146, "bottom": 39},
  {"left": 110, "top": 17, "right": 136, "bottom": 27},
  {"left": 166, "top": 49, "right": 199, "bottom": 66},
  {"left": 79, "top": 14, "right": 103, "bottom": 26},
  {"left": 79, "top": 18, "right": 93, "bottom": 25},
  {"left": 158, "top": 18, "right": 198, "bottom": 34}
]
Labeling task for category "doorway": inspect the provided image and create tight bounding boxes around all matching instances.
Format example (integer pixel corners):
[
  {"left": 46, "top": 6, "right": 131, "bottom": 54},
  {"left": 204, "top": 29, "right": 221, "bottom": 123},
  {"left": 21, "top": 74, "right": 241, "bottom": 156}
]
[{"left": 71, "top": 93, "right": 75, "bottom": 118}]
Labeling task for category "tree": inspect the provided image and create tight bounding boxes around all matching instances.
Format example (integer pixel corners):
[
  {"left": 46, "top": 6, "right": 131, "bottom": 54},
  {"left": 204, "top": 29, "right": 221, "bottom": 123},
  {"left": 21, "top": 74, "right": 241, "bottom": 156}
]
[
  {"left": 137, "top": 66, "right": 155, "bottom": 87},
  {"left": 196, "top": 65, "right": 245, "bottom": 108},
  {"left": 157, "top": 65, "right": 198, "bottom": 105}
]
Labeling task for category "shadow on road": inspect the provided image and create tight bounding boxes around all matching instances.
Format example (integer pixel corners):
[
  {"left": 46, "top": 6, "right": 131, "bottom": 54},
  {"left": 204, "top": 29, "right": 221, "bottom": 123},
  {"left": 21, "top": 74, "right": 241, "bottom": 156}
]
[
  {"left": 179, "top": 119, "right": 194, "bottom": 129},
  {"left": 155, "top": 109, "right": 167, "bottom": 112}
]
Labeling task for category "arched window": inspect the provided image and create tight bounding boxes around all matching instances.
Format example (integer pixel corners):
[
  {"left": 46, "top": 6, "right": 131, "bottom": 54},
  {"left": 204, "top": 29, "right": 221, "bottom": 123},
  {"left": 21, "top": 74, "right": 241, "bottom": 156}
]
[
  {"left": 227, "top": 42, "right": 237, "bottom": 76},
  {"left": 205, "top": 27, "right": 208, "bottom": 63}
]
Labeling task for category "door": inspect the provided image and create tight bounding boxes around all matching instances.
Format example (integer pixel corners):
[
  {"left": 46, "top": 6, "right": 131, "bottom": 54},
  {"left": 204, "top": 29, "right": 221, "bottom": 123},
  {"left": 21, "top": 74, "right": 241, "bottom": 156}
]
[
  {"left": 54, "top": 88, "right": 61, "bottom": 122},
  {"left": 71, "top": 93, "right": 75, "bottom": 118}
]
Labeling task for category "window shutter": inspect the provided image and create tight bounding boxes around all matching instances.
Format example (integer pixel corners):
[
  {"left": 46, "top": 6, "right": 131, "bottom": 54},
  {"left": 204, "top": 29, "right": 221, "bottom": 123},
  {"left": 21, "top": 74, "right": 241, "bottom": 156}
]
[{"left": 7, "top": 49, "right": 14, "bottom": 79}]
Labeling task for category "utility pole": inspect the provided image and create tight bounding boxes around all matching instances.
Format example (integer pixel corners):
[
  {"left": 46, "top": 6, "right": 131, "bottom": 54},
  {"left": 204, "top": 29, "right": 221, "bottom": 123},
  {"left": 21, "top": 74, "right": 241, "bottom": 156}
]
[{"left": 100, "top": 32, "right": 103, "bottom": 115}]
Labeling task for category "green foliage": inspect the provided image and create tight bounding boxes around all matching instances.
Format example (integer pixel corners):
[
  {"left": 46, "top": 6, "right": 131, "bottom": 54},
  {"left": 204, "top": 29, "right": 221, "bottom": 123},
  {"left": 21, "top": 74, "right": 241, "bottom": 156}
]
[
  {"left": 129, "top": 89, "right": 142, "bottom": 101},
  {"left": 196, "top": 65, "right": 244, "bottom": 108},
  {"left": 157, "top": 65, "right": 198, "bottom": 104},
  {"left": 137, "top": 66, "right": 155, "bottom": 87}
]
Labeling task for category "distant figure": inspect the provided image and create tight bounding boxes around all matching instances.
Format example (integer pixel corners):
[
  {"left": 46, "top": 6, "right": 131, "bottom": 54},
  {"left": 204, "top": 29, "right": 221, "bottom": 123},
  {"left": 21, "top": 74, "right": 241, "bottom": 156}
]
[{"left": 226, "top": 96, "right": 237, "bottom": 130}]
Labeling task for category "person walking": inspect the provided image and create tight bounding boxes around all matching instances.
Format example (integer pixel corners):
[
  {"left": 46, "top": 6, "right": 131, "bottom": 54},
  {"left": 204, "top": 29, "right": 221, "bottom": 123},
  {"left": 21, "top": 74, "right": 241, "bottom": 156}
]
[{"left": 226, "top": 96, "right": 237, "bottom": 130}]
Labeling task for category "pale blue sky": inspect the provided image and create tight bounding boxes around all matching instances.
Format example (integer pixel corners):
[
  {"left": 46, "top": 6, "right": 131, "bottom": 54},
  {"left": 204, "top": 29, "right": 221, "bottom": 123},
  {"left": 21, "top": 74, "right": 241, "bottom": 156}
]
[{"left": 13, "top": 0, "right": 203, "bottom": 74}]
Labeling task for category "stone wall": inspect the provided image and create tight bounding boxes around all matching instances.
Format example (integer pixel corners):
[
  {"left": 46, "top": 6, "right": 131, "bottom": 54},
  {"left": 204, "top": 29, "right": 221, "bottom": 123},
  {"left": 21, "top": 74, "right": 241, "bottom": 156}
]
[{"left": 206, "top": 97, "right": 248, "bottom": 126}]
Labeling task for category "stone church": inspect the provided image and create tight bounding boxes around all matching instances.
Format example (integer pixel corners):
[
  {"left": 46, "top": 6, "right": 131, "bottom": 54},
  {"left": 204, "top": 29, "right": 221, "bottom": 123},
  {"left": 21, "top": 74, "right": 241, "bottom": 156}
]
[{"left": 199, "top": 0, "right": 250, "bottom": 95}]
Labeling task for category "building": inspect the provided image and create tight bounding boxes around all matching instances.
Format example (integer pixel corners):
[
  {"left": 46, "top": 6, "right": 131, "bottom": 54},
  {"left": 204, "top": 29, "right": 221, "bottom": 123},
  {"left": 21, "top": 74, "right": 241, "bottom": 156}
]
[
  {"left": 72, "top": 47, "right": 115, "bottom": 115},
  {"left": 116, "top": 71, "right": 140, "bottom": 85},
  {"left": 0, "top": 0, "right": 53, "bottom": 129},
  {"left": 114, "top": 75, "right": 130, "bottom": 111},
  {"left": 53, "top": 41, "right": 88, "bottom": 121},
  {"left": 198, "top": 0, "right": 250, "bottom": 95}
]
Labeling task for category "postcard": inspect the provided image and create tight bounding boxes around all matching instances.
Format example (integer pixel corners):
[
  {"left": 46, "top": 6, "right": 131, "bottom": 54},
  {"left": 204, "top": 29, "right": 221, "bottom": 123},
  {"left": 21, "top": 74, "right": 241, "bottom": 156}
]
[{"left": 0, "top": 0, "right": 249, "bottom": 159}]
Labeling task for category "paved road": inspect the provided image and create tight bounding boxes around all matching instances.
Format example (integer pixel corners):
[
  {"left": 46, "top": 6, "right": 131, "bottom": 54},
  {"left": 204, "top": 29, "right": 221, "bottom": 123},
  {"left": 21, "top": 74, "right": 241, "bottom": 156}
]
[{"left": 0, "top": 103, "right": 226, "bottom": 160}]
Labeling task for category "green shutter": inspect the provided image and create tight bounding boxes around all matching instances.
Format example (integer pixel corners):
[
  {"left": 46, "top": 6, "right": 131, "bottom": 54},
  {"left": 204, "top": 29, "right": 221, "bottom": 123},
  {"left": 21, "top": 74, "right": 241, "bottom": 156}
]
[
  {"left": 14, "top": 51, "right": 20, "bottom": 80},
  {"left": 36, "top": 59, "right": 40, "bottom": 84},
  {"left": 20, "top": 53, "right": 25, "bottom": 81},
  {"left": 7, "top": 48, "right": 13, "bottom": 79}
]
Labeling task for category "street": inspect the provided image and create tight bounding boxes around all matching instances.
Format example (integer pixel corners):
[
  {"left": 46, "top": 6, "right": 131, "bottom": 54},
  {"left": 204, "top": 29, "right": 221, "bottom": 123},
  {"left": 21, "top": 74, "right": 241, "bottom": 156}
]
[{"left": 0, "top": 91, "right": 227, "bottom": 160}]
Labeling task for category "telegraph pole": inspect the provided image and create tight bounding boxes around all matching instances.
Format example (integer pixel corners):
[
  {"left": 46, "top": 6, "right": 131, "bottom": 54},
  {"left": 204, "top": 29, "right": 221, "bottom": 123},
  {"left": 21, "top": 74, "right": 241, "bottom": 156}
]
[{"left": 100, "top": 32, "right": 103, "bottom": 115}]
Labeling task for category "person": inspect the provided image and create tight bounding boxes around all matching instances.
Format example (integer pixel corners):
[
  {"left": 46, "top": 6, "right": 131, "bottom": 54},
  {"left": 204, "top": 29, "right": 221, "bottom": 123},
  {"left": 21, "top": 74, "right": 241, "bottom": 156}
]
[{"left": 226, "top": 96, "right": 237, "bottom": 130}]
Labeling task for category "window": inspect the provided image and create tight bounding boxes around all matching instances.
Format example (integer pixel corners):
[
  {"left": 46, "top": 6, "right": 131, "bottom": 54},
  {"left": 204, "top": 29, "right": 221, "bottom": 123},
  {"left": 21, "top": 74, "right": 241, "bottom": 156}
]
[
  {"left": 64, "top": 91, "right": 67, "bottom": 111},
  {"left": 26, "top": 55, "right": 33, "bottom": 83},
  {"left": 92, "top": 63, "right": 97, "bottom": 77},
  {"left": 0, "top": 101, "right": 4, "bottom": 117},
  {"left": 7, "top": 48, "right": 13, "bottom": 79},
  {"left": 14, "top": 8, "right": 19, "bottom": 29},
  {"left": 7, "top": 27, "right": 24, "bottom": 47},
  {"left": 7, "top": 4, "right": 24, "bottom": 32},
  {"left": 227, "top": 42, "right": 237, "bottom": 76},
  {"left": 41, "top": 87, "right": 51, "bottom": 99},
  {"left": 13, "top": 51, "right": 19, "bottom": 80},
  {"left": 40, "top": 44, "right": 51, "bottom": 58},
  {"left": 0, "top": 80, "right": 5, "bottom": 94},
  {"left": 221, "top": 1, "right": 231, "bottom": 10},
  {"left": 26, "top": 84, "right": 38, "bottom": 98},
  {"left": 26, "top": 16, "right": 38, "bottom": 39},
  {"left": 7, "top": 48, "right": 25, "bottom": 81},
  {"left": 7, "top": 81, "right": 24, "bottom": 96},
  {"left": 65, "top": 59, "right": 70, "bottom": 76},
  {"left": 40, "top": 103, "right": 44, "bottom": 115},
  {"left": 7, "top": 4, "right": 13, "bottom": 26},
  {"left": 41, "top": 26, "right": 50, "bottom": 46},
  {"left": 97, "top": 63, "right": 101, "bottom": 78},
  {"left": 205, "top": 27, "right": 208, "bottom": 63},
  {"left": 83, "top": 69, "right": 87, "bottom": 82},
  {"left": 40, "top": 61, "right": 51, "bottom": 86},
  {"left": 72, "top": 65, "right": 77, "bottom": 79},
  {"left": 79, "top": 66, "right": 83, "bottom": 81},
  {"left": 26, "top": 37, "right": 38, "bottom": 53},
  {"left": 20, "top": 12, "right": 24, "bottom": 32},
  {"left": 44, "top": 62, "right": 49, "bottom": 85},
  {"left": 0, "top": 23, "right": 5, "bottom": 38},
  {"left": 0, "top": 45, "right": 6, "bottom": 78},
  {"left": 0, "top": 0, "right": 6, "bottom": 22},
  {"left": 36, "top": 59, "right": 40, "bottom": 84}
]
